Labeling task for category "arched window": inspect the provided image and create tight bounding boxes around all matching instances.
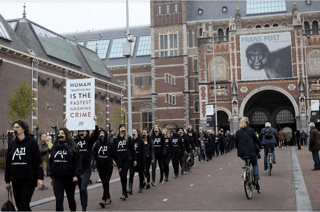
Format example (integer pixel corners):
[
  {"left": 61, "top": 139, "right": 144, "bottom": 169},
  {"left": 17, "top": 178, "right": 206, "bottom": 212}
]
[
  {"left": 256, "top": 25, "right": 262, "bottom": 28},
  {"left": 273, "top": 23, "right": 279, "bottom": 27},
  {"left": 312, "top": 20, "right": 319, "bottom": 35},
  {"left": 226, "top": 28, "right": 229, "bottom": 41},
  {"left": 276, "top": 110, "right": 295, "bottom": 124},
  {"left": 218, "top": 28, "right": 224, "bottom": 42},
  {"left": 264, "top": 24, "right": 270, "bottom": 28},
  {"left": 250, "top": 111, "right": 268, "bottom": 125},
  {"left": 194, "top": 29, "right": 198, "bottom": 47},
  {"left": 189, "top": 30, "right": 193, "bottom": 47},
  {"left": 304, "top": 21, "right": 310, "bottom": 35}
]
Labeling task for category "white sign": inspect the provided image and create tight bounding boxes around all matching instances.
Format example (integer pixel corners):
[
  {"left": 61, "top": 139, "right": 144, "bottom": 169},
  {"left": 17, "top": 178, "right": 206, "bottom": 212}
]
[
  {"left": 66, "top": 78, "right": 95, "bottom": 130},
  {"left": 206, "top": 104, "right": 214, "bottom": 116},
  {"left": 240, "top": 32, "right": 292, "bottom": 80},
  {"left": 311, "top": 100, "right": 319, "bottom": 111}
]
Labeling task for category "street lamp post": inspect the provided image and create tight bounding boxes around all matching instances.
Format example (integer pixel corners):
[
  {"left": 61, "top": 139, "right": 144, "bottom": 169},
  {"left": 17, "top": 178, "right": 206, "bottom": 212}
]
[
  {"left": 212, "top": 37, "right": 218, "bottom": 133},
  {"left": 126, "top": 0, "right": 132, "bottom": 135}
]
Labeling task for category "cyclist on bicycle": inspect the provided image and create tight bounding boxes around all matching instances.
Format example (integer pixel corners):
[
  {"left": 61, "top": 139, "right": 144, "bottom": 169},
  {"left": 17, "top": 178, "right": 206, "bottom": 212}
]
[
  {"left": 259, "top": 122, "right": 279, "bottom": 171},
  {"left": 235, "top": 117, "right": 263, "bottom": 190}
]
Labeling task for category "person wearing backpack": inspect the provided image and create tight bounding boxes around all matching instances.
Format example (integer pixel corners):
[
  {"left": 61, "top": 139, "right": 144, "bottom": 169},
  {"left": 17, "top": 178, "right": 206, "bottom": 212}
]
[{"left": 259, "top": 122, "right": 279, "bottom": 171}]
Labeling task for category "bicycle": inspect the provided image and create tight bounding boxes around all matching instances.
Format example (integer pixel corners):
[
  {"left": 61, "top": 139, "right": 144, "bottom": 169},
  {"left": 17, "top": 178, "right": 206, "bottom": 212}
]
[
  {"left": 267, "top": 147, "right": 273, "bottom": 176},
  {"left": 241, "top": 156, "right": 260, "bottom": 199}
]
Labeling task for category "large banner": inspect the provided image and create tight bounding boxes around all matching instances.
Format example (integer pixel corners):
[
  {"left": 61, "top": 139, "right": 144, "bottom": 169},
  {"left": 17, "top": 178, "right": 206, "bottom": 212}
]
[
  {"left": 66, "top": 78, "right": 95, "bottom": 130},
  {"left": 240, "top": 32, "right": 292, "bottom": 80}
]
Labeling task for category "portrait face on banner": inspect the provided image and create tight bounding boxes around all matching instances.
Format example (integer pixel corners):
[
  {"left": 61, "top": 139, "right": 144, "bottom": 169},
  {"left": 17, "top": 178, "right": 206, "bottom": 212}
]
[{"left": 240, "top": 32, "right": 292, "bottom": 80}]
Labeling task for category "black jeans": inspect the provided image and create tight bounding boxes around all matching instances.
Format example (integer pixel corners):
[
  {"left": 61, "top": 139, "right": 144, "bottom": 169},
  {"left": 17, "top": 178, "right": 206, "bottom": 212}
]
[
  {"left": 12, "top": 178, "right": 36, "bottom": 211},
  {"left": 119, "top": 160, "right": 131, "bottom": 194},
  {"left": 77, "top": 168, "right": 92, "bottom": 209},
  {"left": 152, "top": 153, "right": 164, "bottom": 182},
  {"left": 98, "top": 167, "right": 113, "bottom": 200},
  {"left": 52, "top": 176, "right": 77, "bottom": 211},
  {"left": 172, "top": 152, "right": 181, "bottom": 175},
  {"left": 145, "top": 156, "right": 153, "bottom": 183},
  {"left": 180, "top": 153, "right": 187, "bottom": 172},
  {"left": 164, "top": 152, "right": 171, "bottom": 178}
]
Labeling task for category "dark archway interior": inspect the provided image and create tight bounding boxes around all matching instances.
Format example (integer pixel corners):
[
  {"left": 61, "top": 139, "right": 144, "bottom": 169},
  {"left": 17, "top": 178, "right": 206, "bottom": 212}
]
[
  {"left": 213, "top": 111, "right": 230, "bottom": 132},
  {"left": 244, "top": 90, "right": 296, "bottom": 133}
]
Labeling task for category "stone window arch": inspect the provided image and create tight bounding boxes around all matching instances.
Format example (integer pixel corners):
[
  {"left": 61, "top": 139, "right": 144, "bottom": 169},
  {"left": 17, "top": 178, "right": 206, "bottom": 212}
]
[
  {"left": 210, "top": 56, "right": 228, "bottom": 82},
  {"left": 217, "top": 28, "right": 224, "bottom": 42},
  {"left": 255, "top": 24, "right": 262, "bottom": 28},
  {"left": 264, "top": 24, "right": 270, "bottom": 27},
  {"left": 281, "top": 22, "right": 288, "bottom": 26},
  {"left": 273, "top": 23, "right": 279, "bottom": 27},
  {"left": 312, "top": 20, "right": 319, "bottom": 35}
]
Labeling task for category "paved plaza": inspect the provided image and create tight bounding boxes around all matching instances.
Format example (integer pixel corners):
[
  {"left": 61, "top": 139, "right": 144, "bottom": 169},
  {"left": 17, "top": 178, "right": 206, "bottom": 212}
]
[{"left": 0, "top": 146, "right": 318, "bottom": 211}]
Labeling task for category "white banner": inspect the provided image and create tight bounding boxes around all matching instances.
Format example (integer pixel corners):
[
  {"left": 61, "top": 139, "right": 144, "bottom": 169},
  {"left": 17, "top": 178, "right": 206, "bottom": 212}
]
[
  {"left": 240, "top": 32, "right": 292, "bottom": 80},
  {"left": 206, "top": 104, "right": 214, "bottom": 116},
  {"left": 311, "top": 100, "right": 319, "bottom": 111},
  {"left": 66, "top": 78, "right": 95, "bottom": 130}
]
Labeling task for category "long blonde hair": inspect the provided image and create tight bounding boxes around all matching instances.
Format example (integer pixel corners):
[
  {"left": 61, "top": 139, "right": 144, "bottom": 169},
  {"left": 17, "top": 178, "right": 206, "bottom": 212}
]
[{"left": 240, "top": 117, "right": 249, "bottom": 129}]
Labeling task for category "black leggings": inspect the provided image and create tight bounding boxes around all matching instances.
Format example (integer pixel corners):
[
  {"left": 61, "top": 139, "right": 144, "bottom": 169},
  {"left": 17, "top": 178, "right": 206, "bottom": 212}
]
[
  {"left": 172, "top": 152, "right": 181, "bottom": 175},
  {"left": 77, "top": 168, "right": 92, "bottom": 209},
  {"left": 52, "top": 176, "right": 77, "bottom": 212},
  {"left": 12, "top": 178, "right": 36, "bottom": 211},
  {"left": 164, "top": 153, "right": 171, "bottom": 178},
  {"left": 152, "top": 154, "right": 164, "bottom": 182},
  {"left": 98, "top": 167, "right": 113, "bottom": 200},
  {"left": 144, "top": 157, "right": 153, "bottom": 183},
  {"left": 119, "top": 160, "right": 131, "bottom": 194}
]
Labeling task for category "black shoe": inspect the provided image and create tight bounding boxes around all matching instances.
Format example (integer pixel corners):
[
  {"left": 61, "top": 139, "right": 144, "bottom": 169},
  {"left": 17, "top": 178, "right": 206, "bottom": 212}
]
[
  {"left": 120, "top": 194, "right": 126, "bottom": 201},
  {"left": 127, "top": 183, "right": 133, "bottom": 195},
  {"left": 138, "top": 187, "right": 142, "bottom": 193},
  {"left": 82, "top": 207, "right": 87, "bottom": 212},
  {"left": 151, "top": 182, "right": 156, "bottom": 186},
  {"left": 174, "top": 175, "right": 178, "bottom": 179},
  {"left": 159, "top": 180, "right": 164, "bottom": 184},
  {"left": 164, "top": 178, "right": 168, "bottom": 182},
  {"left": 146, "top": 184, "right": 151, "bottom": 189},
  {"left": 99, "top": 200, "right": 106, "bottom": 208},
  {"left": 264, "top": 166, "right": 267, "bottom": 171},
  {"left": 254, "top": 177, "right": 260, "bottom": 190},
  {"left": 88, "top": 179, "right": 92, "bottom": 185}
]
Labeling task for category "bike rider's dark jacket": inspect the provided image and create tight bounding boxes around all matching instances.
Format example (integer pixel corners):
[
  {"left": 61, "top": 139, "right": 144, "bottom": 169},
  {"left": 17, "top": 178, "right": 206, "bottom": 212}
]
[
  {"left": 235, "top": 125, "right": 263, "bottom": 157},
  {"left": 113, "top": 135, "right": 135, "bottom": 162},
  {"left": 181, "top": 134, "right": 191, "bottom": 154},
  {"left": 187, "top": 129, "right": 199, "bottom": 148},
  {"left": 144, "top": 135, "right": 155, "bottom": 161},
  {"left": 75, "top": 125, "right": 99, "bottom": 170},
  {"left": 49, "top": 140, "right": 82, "bottom": 179},
  {"left": 259, "top": 127, "right": 279, "bottom": 146},
  {"left": 150, "top": 133, "right": 166, "bottom": 157},
  {"left": 5, "top": 134, "right": 44, "bottom": 183},
  {"left": 93, "top": 129, "right": 122, "bottom": 169},
  {"left": 132, "top": 136, "right": 146, "bottom": 168},
  {"left": 170, "top": 134, "right": 183, "bottom": 158}
]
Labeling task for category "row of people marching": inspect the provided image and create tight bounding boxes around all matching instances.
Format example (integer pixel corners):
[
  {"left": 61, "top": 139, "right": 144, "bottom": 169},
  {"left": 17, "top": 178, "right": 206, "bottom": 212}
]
[{"left": 5, "top": 118, "right": 234, "bottom": 211}]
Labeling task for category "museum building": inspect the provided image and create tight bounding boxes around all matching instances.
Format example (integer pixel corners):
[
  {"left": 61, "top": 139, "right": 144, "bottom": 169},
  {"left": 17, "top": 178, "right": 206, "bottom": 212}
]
[{"left": 64, "top": 1, "right": 320, "bottom": 133}]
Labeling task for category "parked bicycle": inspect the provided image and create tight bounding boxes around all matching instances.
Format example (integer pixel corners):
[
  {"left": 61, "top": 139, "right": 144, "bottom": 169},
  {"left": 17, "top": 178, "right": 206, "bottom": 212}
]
[{"left": 241, "top": 156, "right": 260, "bottom": 199}]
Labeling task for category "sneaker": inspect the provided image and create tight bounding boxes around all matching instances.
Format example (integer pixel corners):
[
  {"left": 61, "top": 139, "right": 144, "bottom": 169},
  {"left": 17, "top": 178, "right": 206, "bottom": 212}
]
[
  {"left": 151, "top": 182, "right": 156, "bottom": 186},
  {"left": 159, "top": 180, "right": 164, "bottom": 184},
  {"left": 198, "top": 161, "right": 201, "bottom": 164},
  {"left": 192, "top": 165, "right": 195, "bottom": 168},
  {"left": 164, "top": 178, "right": 168, "bottom": 182},
  {"left": 174, "top": 175, "right": 178, "bottom": 179},
  {"left": 40, "top": 185, "right": 49, "bottom": 190},
  {"left": 96, "top": 179, "right": 102, "bottom": 183}
]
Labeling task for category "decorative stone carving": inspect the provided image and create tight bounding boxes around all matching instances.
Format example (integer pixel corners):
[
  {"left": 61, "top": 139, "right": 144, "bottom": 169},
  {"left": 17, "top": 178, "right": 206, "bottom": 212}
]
[
  {"left": 210, "top": 56, "right": 228, "bottom": 82},
  {"left": 288, "top": 84, "right": 296, "bottom": 91},
  {"left": 310, "top": 79, "right": 320, "bottom": 91},
  {"left": 299, "top": 97, "right": 306, "bottom": 114},
  {"left": 232, "top": 100, "right": 238, "bottom": 116},
  {"left": 229, "top": 17, "right": 236, "bottom": 30},
  {"left": 132, "top": 75, "right": 152, "bottom": 96},
  {"left": 210, "top": 85, "right": 228, "bottom": 97},
  {"left": 240, "top": 86, "right": 248, "bottom": 93},
  {"left": 308, "top": 49, "right": 320, "bottom": 76},
  {"left": 199, "top": 23, "right": 206, "bottom": 37}
]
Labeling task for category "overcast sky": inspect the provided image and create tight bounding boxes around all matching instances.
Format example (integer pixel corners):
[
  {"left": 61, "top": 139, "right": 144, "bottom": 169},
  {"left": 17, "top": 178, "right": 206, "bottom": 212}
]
[{"left": 0, "top": 0, "right": 150, "bottom": 34}]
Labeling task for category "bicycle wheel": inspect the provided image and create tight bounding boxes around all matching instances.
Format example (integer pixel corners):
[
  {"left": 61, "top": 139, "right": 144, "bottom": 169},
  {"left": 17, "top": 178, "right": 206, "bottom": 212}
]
[
  {"left": 268, "top": 154, "right": 272, "bottom": 176},
  {"left": 244, "top": 169, "right": 253, "bottom": 199}
]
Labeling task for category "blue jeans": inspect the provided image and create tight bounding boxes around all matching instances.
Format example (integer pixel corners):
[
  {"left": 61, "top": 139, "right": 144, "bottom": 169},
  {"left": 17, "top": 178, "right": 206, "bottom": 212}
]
[
  {"left": 243, "top": 155, "right": 259, "bottom": 177},
  {"left": 312, "top": 151, "right": 320, "bottom": 170},
  {"left": 264, "top": 145, "right": 275, "bottom": 168},
  {"left": 46, "top": 161, "right": 50, "bottom": 176},
  {"left": 216, "top": 143, "right": 220, "bottom": 156},
  {"left": 91, "top": 160, "right": 96, "bottom": 170}
]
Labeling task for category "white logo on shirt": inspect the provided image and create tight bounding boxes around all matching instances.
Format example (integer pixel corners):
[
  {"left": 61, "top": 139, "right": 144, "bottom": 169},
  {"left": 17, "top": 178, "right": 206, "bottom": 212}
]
[
  {"left": 118, "top": 140, "right": 126, "bottom": 149},
  {"left": 77, "top": 140, "right": 86, "bottom": 148},
  {"left": 134, "top": 143, "right": 138, "bottom": 151},
  {"left": 12, "top": 147, "right": 26, "bottom": 160},
  {"left": 98, "top": 146, "right": 108, "bottom": 154},
  {"left": 154, "top": 138, "right": 161, "bottom": 145},
  {"left": 54, "top": 150, "right": 68, "bottom": 158}
]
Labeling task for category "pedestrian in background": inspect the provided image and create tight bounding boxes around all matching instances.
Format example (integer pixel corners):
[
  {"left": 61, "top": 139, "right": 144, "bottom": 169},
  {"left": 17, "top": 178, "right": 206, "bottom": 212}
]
[
  {"left": 278, "top": 129, "right": 285, "bottom": 150},
  {"left": 260, "top": 122, "right": 279, "bottom": 170},
  {"left": 39, "top": 133, "right": 50, "bottom": 190},
  {"left": 295, "top": 130, "right": 302, "bottom": 150},
  {"left": 309, "top": 122, "right": 320, "bottom": 171},
  {"left": 170, "top": 128, "right": 182, "bottom": 179},
  {"left": 5, "top": 120, "right": 44, "bottom": 211},
  {"left": 162, "top": 128, "right": 172, "bottom": 182},
  {"left": 49, "top": 127, "right": 81, "bottom": 212},
  {"left": 46, "top": 135, "right": 53, "bottom": 177},
  {"left": 142, "top": 129, "right": 154, "bottom": 189}
]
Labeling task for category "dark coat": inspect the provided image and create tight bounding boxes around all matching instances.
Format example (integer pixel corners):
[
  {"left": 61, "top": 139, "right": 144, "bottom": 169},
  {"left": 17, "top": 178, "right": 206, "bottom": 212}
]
[
  {"left": 259, "top": 127, "right": 279, "bottom": 145},
  {"left": 132, "top": 136, "right": 146, "bottom": 167},
  {"left": 309, "top": 128, "right": 320, "bottom": 152},
  {"left": 235, "top": 126, "right": 263, "bottom": 157},
  {"left": 39, "top": 140, "right": 50, "bottom": 162}
]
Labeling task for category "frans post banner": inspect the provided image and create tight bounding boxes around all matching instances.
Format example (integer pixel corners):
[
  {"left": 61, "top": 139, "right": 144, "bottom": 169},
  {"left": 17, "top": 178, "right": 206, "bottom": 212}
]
[{"left": 66, "top": 78, "right": 95, "bottom": 130}]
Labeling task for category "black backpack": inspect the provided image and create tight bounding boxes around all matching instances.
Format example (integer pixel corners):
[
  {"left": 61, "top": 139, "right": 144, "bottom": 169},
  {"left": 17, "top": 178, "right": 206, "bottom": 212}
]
[{"left": 264, "top": 127, "right": 274, "bottom": 139}]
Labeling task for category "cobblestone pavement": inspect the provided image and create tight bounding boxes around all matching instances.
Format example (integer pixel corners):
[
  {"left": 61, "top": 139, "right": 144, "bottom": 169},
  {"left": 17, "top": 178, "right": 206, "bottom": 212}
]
[
  {"left": 295, "top": 145, "right": 320, "bottom": 211},
  {"left": 25, "top": 147, "right": 297, "bottom": 211}
]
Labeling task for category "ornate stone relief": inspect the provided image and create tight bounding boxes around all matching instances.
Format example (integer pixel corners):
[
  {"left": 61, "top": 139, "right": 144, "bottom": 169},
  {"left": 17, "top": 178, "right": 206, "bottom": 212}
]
[
  {"left": 299, "top": 96, "right": 306, "bottom": 114},
  {"left": 210, "top": 56, "right": 228, "bottom": 82},
  {"left": 308, "top": 49, "right": 320, "bottom": 76},
  {"left": 240, "top": 86, "right": 248, "bottom": 93},
  {"left": 310, "top": 79, "right": 320, "bottom": 92},
  {"left": 210, "top": 85, "right": 228, "bottom": 97},
  {"left": 288, "top": 84, "right": 296, "bottom": 91}
]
